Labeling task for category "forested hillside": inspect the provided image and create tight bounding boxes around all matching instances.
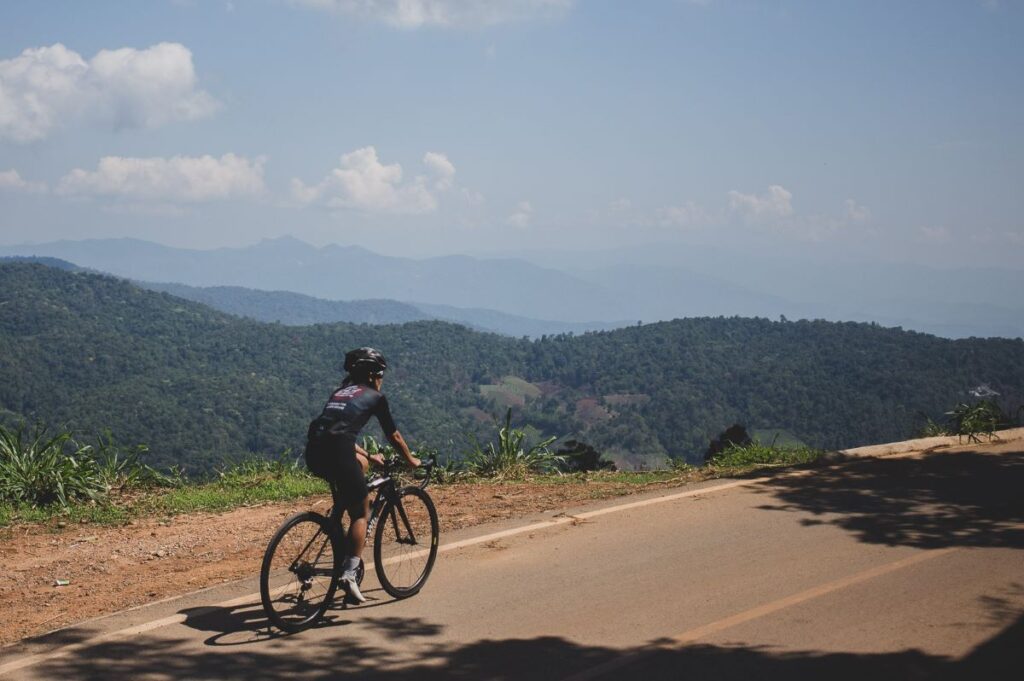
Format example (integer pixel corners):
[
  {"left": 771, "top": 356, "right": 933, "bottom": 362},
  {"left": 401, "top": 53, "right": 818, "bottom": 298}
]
[{"left": 2, "top": 263, "right": 1021, "bottom": 473}]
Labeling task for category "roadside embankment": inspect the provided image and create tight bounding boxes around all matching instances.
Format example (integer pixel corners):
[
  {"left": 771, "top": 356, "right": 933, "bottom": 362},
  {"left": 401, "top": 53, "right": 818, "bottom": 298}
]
[{"left": 830, "top": 427, "right": 1024, "bottom": 460}]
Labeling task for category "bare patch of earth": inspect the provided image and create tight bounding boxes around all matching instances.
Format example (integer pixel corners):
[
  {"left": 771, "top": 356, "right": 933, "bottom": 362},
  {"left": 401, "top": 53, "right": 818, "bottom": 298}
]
[{"left": 0, "top": 474, "right": 698, "bottom": 645}]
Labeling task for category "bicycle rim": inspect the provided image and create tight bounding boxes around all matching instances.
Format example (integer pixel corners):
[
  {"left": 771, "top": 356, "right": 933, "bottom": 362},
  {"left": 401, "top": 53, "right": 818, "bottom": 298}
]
[
  {"left": 374, "top": 486, "right": 439, "bottom": 598},
  {"left": 260, "top": 512, "right": 339, "bottom": 632}
]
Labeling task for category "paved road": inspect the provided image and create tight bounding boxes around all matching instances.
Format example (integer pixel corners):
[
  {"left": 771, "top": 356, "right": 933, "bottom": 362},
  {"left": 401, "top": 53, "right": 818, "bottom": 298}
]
[{"left": 2, "top": 439, "right": 1022, "bottom": 680}]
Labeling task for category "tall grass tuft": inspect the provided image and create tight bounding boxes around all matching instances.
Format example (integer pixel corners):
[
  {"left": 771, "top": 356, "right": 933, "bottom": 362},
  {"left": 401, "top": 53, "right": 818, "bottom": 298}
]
[
  {"left": 465, "top": 409, "right": 562, "bottom": 480},
  {"left": 0, "top": 423, "right": 173, "bottom": 508}
]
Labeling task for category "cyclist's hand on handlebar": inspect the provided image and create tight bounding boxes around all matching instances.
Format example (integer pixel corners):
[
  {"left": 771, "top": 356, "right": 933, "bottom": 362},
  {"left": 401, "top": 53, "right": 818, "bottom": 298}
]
[
  {"left": 406, "top": 455, "right": 421, "bottom": 468},
  {"left": 369, "top": 453, "right": 386, "bottom": 468}
]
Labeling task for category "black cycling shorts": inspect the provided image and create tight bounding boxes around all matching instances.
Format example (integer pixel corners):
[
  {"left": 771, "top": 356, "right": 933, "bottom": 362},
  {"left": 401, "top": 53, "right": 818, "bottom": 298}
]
[{"left": 306, "top": 434, "right": 367, "bottom": 511}]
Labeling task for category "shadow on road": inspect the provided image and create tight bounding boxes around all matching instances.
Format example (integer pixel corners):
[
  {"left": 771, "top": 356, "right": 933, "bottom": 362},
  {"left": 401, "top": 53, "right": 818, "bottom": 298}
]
[
  {"left": 177, "top": 597, "right": 444, "bottom": 648},
  {"left": 753, "top": 448, "right": 1024, "bottom": 549},
  {"left": 29, "top": 609, "right": 1024, "bottom": 680}
]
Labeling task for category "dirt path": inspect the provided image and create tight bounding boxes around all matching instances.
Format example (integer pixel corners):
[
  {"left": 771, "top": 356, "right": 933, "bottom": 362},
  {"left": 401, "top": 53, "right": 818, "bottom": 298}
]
[{"left": 0, "top": 476, "right": 695, "bottom": 646}]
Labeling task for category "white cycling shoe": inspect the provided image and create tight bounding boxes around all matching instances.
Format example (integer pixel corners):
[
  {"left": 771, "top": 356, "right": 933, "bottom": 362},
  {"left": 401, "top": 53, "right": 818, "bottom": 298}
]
[{"left": 340, "top": 570, "right": 366, "bottom": 604}]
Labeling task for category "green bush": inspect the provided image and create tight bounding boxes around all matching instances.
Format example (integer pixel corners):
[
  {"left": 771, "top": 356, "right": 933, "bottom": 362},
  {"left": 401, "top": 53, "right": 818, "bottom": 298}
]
[
  {"left": 465, "top": 409, "right": 562, "bottom": 480},
  {"left": 0, "top": 423, "right": 171, "bottom": 507},
  {"left": 708, "top": 442, "right": 822, "bottom": 468},
  {"left": 920, "top": 399, "right": 1020, "bottom": 442},
  {"left": 947, "top": 400, "right": 1013, "bottom": 442}
]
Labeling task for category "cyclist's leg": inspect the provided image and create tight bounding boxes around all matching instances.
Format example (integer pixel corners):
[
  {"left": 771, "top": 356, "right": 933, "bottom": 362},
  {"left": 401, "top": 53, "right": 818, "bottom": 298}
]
[
  {"left": 328, "top": 480, "right": 344, "bottom": 526},
  {"left": 346, "top": 494, "right": 372, "bottom": 558},
  {"left": 334, "top": 440, "right": 370, "bottom": 601},
  {"left": 334, "top": 440, "right": 369, "bottom": 555}
]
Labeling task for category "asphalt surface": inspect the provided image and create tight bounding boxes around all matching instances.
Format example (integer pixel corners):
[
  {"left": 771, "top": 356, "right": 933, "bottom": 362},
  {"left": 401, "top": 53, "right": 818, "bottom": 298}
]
[{"left": 2, "top": 438, "right": 1022, "bottom": 680}]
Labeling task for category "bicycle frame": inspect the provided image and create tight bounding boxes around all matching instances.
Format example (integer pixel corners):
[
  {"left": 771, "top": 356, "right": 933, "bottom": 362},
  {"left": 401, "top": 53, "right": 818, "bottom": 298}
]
[{"left": 324, "top": 456, "right": 435, "bottom": 567}]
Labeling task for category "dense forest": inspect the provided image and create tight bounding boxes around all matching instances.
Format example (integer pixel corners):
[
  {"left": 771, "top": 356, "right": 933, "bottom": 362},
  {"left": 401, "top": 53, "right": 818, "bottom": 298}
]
[{"left": 1, "top": 263, "right": 1021, "bottom": 474}]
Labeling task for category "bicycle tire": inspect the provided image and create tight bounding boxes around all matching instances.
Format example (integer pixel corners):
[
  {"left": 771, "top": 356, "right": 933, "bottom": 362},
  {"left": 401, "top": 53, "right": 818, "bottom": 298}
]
[
  {"left": 373, "top": 486, "right": 439, "bottom": 598},
  {"left": 260, "top": 511, "right": 341, "bottom": 633}
]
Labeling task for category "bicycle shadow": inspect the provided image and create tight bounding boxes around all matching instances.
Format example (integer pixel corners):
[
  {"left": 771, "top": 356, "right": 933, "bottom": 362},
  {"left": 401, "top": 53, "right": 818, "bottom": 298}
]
[{"left": 178, "top": 586, "right": 412, "bottom": 647}]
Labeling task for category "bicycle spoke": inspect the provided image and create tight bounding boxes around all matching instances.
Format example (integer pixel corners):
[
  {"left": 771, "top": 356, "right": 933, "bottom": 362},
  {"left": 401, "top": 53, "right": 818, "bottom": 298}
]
[{"left": 261, "top": 513, "right": 339, "bottom": 632}]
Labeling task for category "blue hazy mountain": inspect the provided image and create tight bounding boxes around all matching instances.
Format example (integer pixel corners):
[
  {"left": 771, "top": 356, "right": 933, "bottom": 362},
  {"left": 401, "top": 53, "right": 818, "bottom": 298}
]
[
  {"left": 3, "top": 237, "right": 1021, "bottom": 338},
  {"left": 140, "top": 281, "right": 624, "bottom": 337}
]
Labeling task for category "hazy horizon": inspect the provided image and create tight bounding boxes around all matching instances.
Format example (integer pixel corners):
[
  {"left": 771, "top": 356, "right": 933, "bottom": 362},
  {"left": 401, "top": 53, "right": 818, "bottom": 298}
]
[{"left": 2, "top": 1, "right": 1023, "bottom": 270}]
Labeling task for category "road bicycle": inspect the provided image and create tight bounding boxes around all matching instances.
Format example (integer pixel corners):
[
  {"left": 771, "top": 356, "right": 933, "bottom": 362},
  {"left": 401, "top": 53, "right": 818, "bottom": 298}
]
[{"left": 260, "top": 455, "right": 439, "bottom": 633}]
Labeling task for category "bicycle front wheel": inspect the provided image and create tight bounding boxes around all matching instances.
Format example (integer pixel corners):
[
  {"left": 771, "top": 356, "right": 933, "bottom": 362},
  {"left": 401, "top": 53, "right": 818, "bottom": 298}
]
[
  {"left": 260, "top": 511, "right": 340, "bottom": 633},
  {"left": 373, "top": 486, "right": 439, "bottom": 598}
]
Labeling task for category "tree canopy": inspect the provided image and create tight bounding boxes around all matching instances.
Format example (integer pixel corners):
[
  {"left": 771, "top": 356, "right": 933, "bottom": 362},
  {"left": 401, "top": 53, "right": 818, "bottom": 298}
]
[{"left": 2, "top": 263, "right": 1021, "bottom": 474}]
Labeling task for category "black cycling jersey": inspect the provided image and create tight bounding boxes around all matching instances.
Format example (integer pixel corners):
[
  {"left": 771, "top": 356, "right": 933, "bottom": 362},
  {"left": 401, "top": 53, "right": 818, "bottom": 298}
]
[{"left": 319, "top": 383, "right": 398, "bottom": 439}]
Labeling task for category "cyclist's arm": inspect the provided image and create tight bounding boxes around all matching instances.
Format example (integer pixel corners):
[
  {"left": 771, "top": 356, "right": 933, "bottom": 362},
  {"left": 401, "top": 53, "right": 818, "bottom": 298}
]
[
  {"left": 376, "top": 395, "right": 419, "bottom": 468},
  {"left": 387, "top": 430, "right": 420, "bottom": 468}
]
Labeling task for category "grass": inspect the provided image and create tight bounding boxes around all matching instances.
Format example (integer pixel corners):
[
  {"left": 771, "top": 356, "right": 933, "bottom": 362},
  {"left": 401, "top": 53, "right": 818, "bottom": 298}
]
[
  {"left": 707, "top": 442, "right": 823, "bottom": 469},
  {"left": 0, "top": 419, "right": 827, "bottom": 531},
  {"left": 0, "top": 452, "right": 328, "bottom": 529}
]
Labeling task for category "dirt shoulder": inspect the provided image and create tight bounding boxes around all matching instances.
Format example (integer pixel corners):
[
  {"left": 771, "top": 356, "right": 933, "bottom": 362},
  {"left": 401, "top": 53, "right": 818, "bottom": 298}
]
[{"left": 0, "top": 474, "right": 700, "bottom": 646}]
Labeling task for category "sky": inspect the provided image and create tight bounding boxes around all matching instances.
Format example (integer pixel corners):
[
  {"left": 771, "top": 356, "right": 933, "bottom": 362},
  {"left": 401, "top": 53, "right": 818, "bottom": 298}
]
[{"left": 1, "top": 0, "right": 1022, "bottom": 268}]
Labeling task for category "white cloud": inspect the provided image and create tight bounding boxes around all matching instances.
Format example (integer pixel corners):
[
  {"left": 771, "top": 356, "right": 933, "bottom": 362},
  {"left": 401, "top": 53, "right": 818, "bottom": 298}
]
[
  {"left": 0, "top": 169, "right": 47, "bottom": 194},
  {"left": 608, "top": 197, "right": 631, "bottom": 212},
  {"left": 659, "top": 201, "right": 710, "bottom": 228},
  {"left": 56, "top": 154, "right": 265, "bottom": 202},
  {"left": 423, "top": 151, "right": 456, "bottom": 190},
  {"left": 0, "top": 42, "right": 218, "bottom": 143},
  {"left": 844, "top": 199, "right": 871, "bottom": 222},
  {"left": 293, "top": 0, "right": 574, "bottom": 28},
  {"left": 728, "top": 185, "right": 794, "bottom": 219},
  {"left": 292, "top": 146, "right": 453, "bottom": 214},
  {"left": 506, "top": 200, "right": 533, "bottom": 228},
  {"left": 919, "top": 225, "right": 952, "bottom": 243}
]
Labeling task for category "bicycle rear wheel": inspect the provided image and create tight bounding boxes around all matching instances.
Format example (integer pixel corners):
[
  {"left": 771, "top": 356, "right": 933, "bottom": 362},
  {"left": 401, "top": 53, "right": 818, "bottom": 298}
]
[
  {"left": 260, "top": 511, "right": 340, "bottom": 633},
  {"left": 373, "top": 486, "right": 439, "bottom": 598}
]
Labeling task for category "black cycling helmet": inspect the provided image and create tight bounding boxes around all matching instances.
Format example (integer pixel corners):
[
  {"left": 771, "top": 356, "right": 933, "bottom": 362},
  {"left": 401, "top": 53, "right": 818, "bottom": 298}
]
[{"left": 344, "top": 347, "right": 387, "bottom": 376}]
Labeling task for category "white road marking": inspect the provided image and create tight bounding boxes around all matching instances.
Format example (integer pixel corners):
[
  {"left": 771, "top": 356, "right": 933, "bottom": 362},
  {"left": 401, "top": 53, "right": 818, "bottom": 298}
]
[{"left": 0, "top": 476, "right": 770, "bottom": 675}]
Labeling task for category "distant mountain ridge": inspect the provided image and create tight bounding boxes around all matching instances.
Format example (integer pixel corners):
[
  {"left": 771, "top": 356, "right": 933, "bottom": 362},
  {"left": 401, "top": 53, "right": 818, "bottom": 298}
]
[
  {"left": 140, "top": 282, "right": 626, "bottom": 337},
  {"left": 141, "top": 282, "right": 431, "bottom": 326},
  {"left": 0, "top": 237, "right": 620, "bottom": 322},
  {"left": 3, "top": 237, "right": 1022, "bottom": 338}
]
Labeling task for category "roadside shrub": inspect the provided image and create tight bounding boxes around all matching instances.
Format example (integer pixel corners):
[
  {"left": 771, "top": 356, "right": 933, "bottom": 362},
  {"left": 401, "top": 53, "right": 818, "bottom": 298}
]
[
  {"left": 465, "top": 409, "right": 562, "bottom": 480},
  {"left": 708, "top": 442, "right": 822, "bottom": 468},
  {"left": 0, "top": 423, "right": 170, "bottom": 507},
  {"left": 947, "top": 400, "right": 1013, "bottom": 443},
  {"left": 555, "top": 439, "right": 615, "bottom": 473},
  {"left": 704, "top": 424, "right": 753, "bottom": 463},
  {"left": 919, "top": 399, "right": 1021, "bottom": 442}
]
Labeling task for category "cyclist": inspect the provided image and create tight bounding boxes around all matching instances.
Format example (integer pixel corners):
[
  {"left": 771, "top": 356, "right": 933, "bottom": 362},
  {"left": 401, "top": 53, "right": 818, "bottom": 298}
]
[{"left": 307, "top": 347, "right": 420, "bottom": 603}]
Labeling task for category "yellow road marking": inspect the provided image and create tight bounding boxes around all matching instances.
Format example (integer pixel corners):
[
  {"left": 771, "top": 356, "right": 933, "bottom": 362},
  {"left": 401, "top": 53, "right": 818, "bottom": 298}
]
[{"left": 562, "top": 546, "right": 960, "bottom": 681}]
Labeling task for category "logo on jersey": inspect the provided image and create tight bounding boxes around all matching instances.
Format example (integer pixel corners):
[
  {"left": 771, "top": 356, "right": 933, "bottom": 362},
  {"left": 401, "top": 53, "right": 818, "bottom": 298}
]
[{"left": 325, "top": 385, "right": 364, "bottom": 410}]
